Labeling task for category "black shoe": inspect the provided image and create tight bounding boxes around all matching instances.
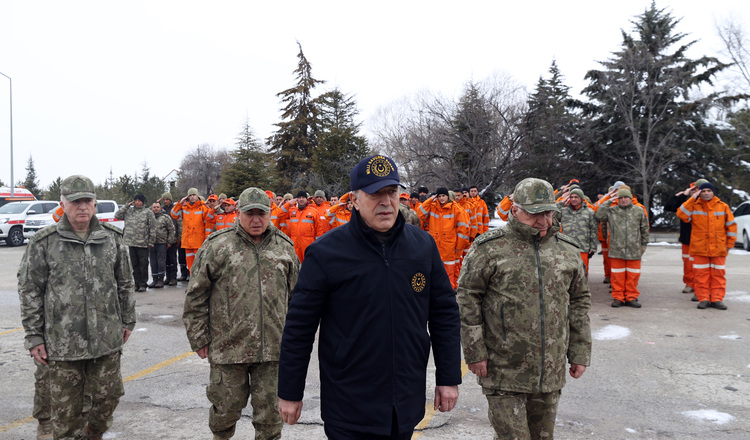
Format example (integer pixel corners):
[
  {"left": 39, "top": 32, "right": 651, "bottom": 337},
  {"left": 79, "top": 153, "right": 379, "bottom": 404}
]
[
  {"left": 611, "top": 300, "right": 624, "bottom": 308},
  {"left": 691, "top": 294, "right": 698, "bottom": 302},
  {"left": 147, "top": 280, "right": 158, "bottom": 288},
  {"left": 697, "top": 301, "right": 710, "bottom": 309},
  {"left": 711, "top": 301, "right": 728, "bottom": 310},
  {"left": 167, "top": 279, "right": 177, "bottom": 286},
  {"left": 603, "top": 277, "right": 610, "bottom": 284},
  {"left": 625, "top": 300, "right": 642, "bottom": 308}
]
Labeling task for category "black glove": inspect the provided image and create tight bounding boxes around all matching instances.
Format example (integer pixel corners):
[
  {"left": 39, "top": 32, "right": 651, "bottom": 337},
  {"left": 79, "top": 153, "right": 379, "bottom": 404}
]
[{"left": 588, "top": 251, "right": 595, "bottom": 260}]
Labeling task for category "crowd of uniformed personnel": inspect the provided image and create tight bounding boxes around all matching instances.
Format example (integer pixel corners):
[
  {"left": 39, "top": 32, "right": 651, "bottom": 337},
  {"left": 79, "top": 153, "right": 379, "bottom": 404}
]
[{"left": 17, "top": 163, "right": 736, "bottom": 440}]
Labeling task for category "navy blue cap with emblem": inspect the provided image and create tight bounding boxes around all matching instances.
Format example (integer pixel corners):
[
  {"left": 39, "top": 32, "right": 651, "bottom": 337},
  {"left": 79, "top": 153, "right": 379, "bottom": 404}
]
[{"left": 350, "top": 154, "right": 404, "bottom": 194}]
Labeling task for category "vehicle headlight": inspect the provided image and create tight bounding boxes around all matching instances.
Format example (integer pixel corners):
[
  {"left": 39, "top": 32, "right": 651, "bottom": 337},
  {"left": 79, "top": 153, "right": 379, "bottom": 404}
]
[{"left": 0, "top": 218, "right": 8, "bottom": 224}]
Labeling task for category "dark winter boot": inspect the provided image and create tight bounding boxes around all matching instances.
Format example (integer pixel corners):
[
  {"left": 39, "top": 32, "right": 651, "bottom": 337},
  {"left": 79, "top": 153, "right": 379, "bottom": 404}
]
[
  {"left": 154, "top": 276, "right": 164, "bottom": 288},
  {"left": 147, "top": 278, "right": 159, "bottom": 288},
  {"left": 166, "top": 278, "right": 177, "bottom": 286}
]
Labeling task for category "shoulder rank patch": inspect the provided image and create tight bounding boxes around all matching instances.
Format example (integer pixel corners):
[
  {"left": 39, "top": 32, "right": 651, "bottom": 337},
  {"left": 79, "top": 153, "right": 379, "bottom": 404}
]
[
  {"left": 101, "top": 222, "right": 124, "bottom": 235},
  {"left": 556, "top": 232, "right": 582, "bottom": 250},
  {"left": 474, "top": 227, "right": 506, "bottom": 246}
]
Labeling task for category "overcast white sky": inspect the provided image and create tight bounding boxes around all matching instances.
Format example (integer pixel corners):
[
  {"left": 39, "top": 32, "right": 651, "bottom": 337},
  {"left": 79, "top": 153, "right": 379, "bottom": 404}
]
[{"left": 0, "top": 0, "right": 746, "bottom": 190}]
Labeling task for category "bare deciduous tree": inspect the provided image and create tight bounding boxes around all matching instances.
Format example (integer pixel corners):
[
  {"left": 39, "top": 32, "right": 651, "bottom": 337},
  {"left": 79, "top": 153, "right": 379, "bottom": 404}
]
[
  {"left": 178, "top": 144, "right": 231, "bottom": 197},
  {"left": 370, "top": 75, "right": 527, "bottom": 203}
]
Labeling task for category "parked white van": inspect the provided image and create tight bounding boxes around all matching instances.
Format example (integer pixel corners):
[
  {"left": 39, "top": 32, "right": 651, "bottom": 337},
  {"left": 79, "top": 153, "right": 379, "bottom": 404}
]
[{"left": 22, "top": 200, "right": 124, "bottom": 240}]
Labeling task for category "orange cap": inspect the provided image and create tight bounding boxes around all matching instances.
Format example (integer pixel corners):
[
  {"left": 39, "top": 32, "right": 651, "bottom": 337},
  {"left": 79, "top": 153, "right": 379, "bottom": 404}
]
[{"left": 207, "top": 194, "right": 219, "bottom": 201}]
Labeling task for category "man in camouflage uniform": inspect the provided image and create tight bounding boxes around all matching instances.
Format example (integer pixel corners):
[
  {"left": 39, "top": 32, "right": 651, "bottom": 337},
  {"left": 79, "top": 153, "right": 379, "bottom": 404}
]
[
  {"left": 557, "top": 187, "right": 599, "bottom": 275},
  {"left": 457, "top": 178, "right": 592, "bottom": 440},
  {"left": 159, "top": 192, "right": 182, "bottom": 286},
  {"left": 147, "top": 202, "right": 176, "bottom": 288},
  {"left": 183, "top": 187, "right": 300, "bottom": 440},
  {"left": 595, "top": 186, "right": 650, "bottom": 308},
  {"left": 115, "top": 193, "right": 156, "bottom": 292},
  {"left": 18, "top": 174, "right": 136, "bottom": 440}
]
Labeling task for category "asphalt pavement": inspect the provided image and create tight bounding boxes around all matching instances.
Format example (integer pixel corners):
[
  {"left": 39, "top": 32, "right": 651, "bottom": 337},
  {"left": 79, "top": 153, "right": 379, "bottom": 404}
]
[{"left": 1, "top": 238, "right": 749, "bottom": 440}]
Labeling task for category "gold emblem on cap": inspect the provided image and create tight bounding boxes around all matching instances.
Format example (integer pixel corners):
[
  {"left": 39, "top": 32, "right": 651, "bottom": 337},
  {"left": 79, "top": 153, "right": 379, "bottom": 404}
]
[
  {"left": 411, "top": 272, "right": 426, "bottom": 293},
  {"left": 366, "top": 156, "right": 393, "bottom": 177}
]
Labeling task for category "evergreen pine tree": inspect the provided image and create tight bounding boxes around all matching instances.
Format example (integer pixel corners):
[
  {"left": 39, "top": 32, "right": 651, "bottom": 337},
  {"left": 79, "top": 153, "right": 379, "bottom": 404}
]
[
  {"left": 22, "top": 155, "right": 41, "bottom": 197},
  {"left": 219, "top": 120, "right": 277, "bottom": 197},
  {"left": 267, "top": 42, "right": 325, "bottom": 190},
  {"left": 312, "top": 89, "right": 370, "bottom": 196},
  {"left": 581, "top": 2, "right": 731, "bottom": 215}
]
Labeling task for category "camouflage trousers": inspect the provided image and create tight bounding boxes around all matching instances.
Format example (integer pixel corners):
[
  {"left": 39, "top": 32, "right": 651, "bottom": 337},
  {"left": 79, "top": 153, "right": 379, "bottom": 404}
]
[
  {"left": 483, "top": 388, "right": 561, "bottom": 440},
  {"left": 208, "top": 361, "right": 282, "bottom": 440},
  {"left": 33, "top": 359, "right": 50, "bottom": 420},
  {"left": 34, "top": 360, "right": 93, "bottom": 421},
  {"left": 48, "top": 351, "right": 124, "bottom": 440}
]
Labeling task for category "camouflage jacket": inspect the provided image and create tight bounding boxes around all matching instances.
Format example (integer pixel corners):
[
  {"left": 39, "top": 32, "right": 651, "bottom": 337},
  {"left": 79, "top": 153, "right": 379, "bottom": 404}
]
[
  {"left": 162, "top": 202, "right": 182, "bottom": 243},
  {"left": 18, "top": 215, "right": 136, "bottom": 361},
  {"left": 115, "top": 204, "right": 156, "bottom": 248},
  {"left": 183, "top": 223, "right": 300, "bottom": 364},
  {"left": 595, "top": 200, "right": 649, "bottom": 260},
  {"left": 154, "top": 210, "right": 176, "bottom": 245},
  {"left": 456, "top": 213, "right": 592, "bottom": 393},
  {"left": 556, "top": 201, "right": 598, "bottom": 252},
  {"left": 399, "top": 203, "right": 421, "bottom": 227}
]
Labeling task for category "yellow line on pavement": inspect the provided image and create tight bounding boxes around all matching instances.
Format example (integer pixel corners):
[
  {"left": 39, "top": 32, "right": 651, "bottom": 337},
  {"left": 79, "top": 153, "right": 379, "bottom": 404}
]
[
  {"left": 412, "top": 359, "right": 470, "bottom": 439},
  {"left": 0, "top": 350, "right": 196, "bottom": 433},
  {"left": 123, "top": 351, "right": 195, "bottom": 383},
  {"left": 0, "top": 326, "right": 23, "bottom": 336}
]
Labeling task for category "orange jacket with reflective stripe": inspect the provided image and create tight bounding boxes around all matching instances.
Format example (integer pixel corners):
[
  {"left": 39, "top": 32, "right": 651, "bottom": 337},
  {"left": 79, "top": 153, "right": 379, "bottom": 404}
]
[
  {"left": 457, "top": 198, "right": 479, "bottom": 239},
  {"left": 326, "top": 193, "right": 352, "bottom": 229},
  {"left": 677, "top": 195, "right": 736, "bottom": 257},
  {"left": 277, "top": 201, "right": 326, "bottom": 262},
  {"left": 170, "top": 200, "right": 209, "bottom": 249},
  {"left": 471, "top": 196, "right": 490, "bottom": 233},
  {"left": 418, "top": 198, "right": 471, "bottom": 262},
  {"left": 212, "top": 211, "right": 238, "bottom": 232}
]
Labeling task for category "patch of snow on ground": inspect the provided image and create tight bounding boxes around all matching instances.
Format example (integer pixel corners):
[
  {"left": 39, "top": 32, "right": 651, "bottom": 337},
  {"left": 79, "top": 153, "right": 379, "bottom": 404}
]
[
  {"left": 719, "top": 332, "right": 741, "bottom": 340},
  {"left": 625, "top": 427, "right": 637, "bottom": 433},
  {"left": 135, "top": 328, "right": 147, "bottom": 332},
  {"left": 155, "top": 315, "right": 174, "bottom": 319},
  {"left": 648, "top": 241, "right": 681, "bottom": 247},
  {"left": 593, "top": 325, "right": 631, "bottom": 340},
  {"left": 726, "top": 290, "right": 750, "bottom": 303},
  {"left": 681, "top": 409, "right": 735, "bottom": 424},
  {"left": 729, "top": 248, "right": 749, "bottom": 256}
]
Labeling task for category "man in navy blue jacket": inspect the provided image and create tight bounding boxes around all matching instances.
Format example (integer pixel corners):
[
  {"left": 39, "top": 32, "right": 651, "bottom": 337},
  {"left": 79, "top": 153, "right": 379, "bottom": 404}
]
[{"left": 278, "top": 154, "right": 462, "bottom": 439}]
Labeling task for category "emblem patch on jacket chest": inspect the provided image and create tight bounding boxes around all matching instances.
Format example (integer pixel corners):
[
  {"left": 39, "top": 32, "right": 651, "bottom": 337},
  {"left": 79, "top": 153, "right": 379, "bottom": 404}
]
[{"left": 411, "top": 273, "right": 426, "bottom": 293}]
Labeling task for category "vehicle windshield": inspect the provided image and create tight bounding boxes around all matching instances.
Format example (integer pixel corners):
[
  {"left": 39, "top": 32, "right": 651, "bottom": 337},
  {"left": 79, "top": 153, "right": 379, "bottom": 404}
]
[{"left": 0, "top": 203, "right": 29, "bottom": 214}]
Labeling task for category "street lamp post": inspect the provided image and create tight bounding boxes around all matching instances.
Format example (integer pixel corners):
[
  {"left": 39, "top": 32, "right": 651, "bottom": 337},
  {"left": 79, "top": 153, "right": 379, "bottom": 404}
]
[{"left": 0, "top": 71, "right": 13, "bottom": 197}]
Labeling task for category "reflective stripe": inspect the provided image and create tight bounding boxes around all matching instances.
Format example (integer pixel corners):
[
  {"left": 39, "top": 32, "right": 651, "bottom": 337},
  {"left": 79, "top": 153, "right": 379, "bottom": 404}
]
[
  {"left": 443, "top": 260, "right": 457, "bottom": 265},
  {"left": 726, "top": 220, "right": 736, "bottom": 226},
  {"left": 712, "top": 264, "right": 726, "bottom": 269},
  {"left": 712, "top": 211, "right": 725, "bottom": 216},
  {"left": 419, "top": 206, "right": 429, "bottom": 215},
  {"left": 443, "top": 214, "right": 455, "bottom": 219},
  {"left": 610, "top": 268, "right": 626, "bottom": 273},
  {"left": 679, "top": 206, "right": 691, "bottom": 216},
  {"left": 456, "top": 221, "right": 469, "bottom": 227},
  {"left": 681, "top": 253, "right": 690, "bottom": 259},
  {"left": 427, "top": 212, "right": 439, "bottom": 219},
  {"left": 186, "top": 252, "right": 195, "bottom": 257},
  {"left": 301, "top": 219, "right": 315, "bottom": 224},
  {"left": 692, "top": 211, "right": 708, "bottom": 216},
  {"left": 728, "top": 232, "right": 737, "bottom": 237},
  {"left": 290, "top": 219, "right": 299, "bottom": 223},
  {"left": 457, "top": 233, "right": 471, "bottom": 240},
  {"left": 625, "top": 268, "right": 641, "bottom": 273},
  {"left": 693, "top": 263, "right": 710, "bottom": 269}
]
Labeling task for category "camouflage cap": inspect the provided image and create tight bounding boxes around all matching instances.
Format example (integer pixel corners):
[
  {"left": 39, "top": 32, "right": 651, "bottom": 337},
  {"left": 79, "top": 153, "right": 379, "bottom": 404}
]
[
  {"left": 513, "top": 178, "right": 559, "bottom": 214},
  {"left": 161, "top": 192, "right": 173, "bottom": 201},
  {"left": 61, "top": 175, "right": 96, "bottom": 201},
  {"left": 238, "top": 187, "right": 270, "bottom": 213}
]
